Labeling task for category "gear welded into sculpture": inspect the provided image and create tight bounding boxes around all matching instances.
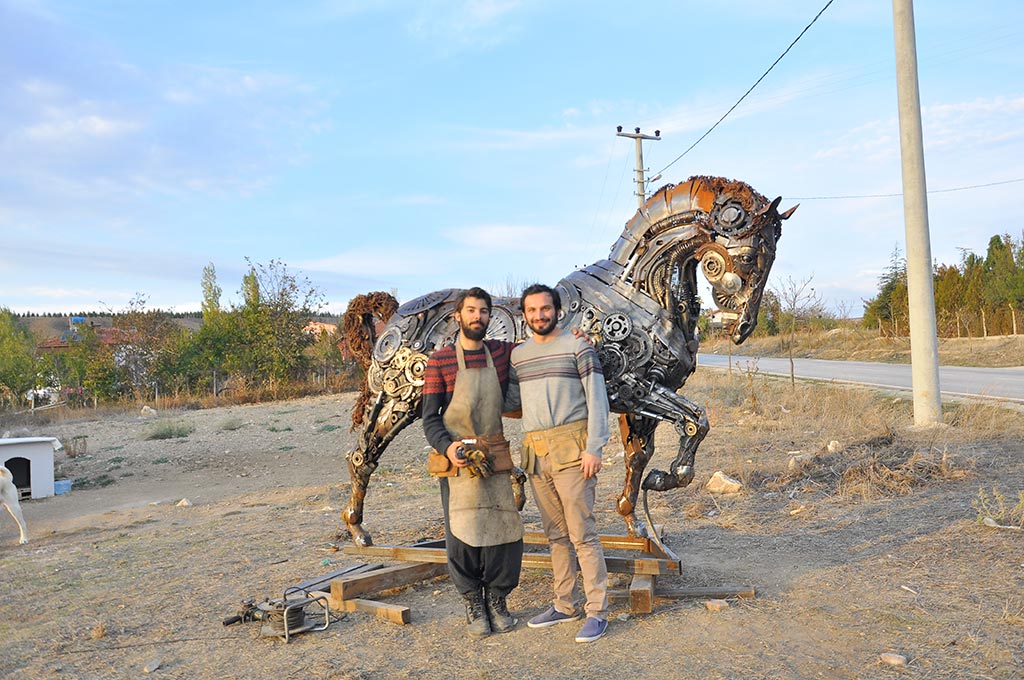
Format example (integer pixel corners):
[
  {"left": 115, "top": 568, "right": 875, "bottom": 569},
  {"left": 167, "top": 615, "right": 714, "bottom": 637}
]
[{"left": 340, "top": 175, "right": 797, "bottom": 546}]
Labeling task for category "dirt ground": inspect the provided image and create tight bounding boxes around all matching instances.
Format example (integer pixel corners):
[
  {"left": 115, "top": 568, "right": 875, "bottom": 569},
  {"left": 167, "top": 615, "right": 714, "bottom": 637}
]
[{"left": 1, "top": 370, "right": 1022, "bottom": 680}]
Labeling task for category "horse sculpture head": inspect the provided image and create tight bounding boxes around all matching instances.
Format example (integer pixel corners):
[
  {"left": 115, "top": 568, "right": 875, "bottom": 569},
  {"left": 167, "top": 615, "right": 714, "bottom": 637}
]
[
  {"left": 602, "top": 175, "right": 796, "bottom": 345},
  {"left": 692, "top": 177, "right": 797, "bottom": 343}
]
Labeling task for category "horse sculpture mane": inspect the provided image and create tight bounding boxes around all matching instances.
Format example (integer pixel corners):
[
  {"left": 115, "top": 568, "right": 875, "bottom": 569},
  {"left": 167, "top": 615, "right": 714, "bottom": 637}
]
[{"left": 340, "top": 175, "right": 796, "bottom": 546}]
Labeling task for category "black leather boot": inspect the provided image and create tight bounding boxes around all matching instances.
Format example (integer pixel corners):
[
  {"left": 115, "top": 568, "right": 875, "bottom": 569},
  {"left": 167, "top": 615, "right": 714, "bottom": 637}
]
[
  {"left": 463, "top": 590, "right": 491, "bottom": 638},
  {"left": 485, "top": 589, "right": 517, "bottom": 633}
]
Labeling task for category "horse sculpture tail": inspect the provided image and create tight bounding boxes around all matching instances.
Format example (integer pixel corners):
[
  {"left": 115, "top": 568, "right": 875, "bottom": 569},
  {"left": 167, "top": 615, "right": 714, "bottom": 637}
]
[{"left": 342, "top": 291, "right": 398, "bottom": 430}]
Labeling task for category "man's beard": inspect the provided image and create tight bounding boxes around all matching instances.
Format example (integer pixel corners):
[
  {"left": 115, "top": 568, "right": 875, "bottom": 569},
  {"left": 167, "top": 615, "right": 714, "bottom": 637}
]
[
  {"left": 527, "top": 316, "right": 557, "bottom": 336},
  {"left": 461, "top": 319, "right": 488, "bottom": 341}
]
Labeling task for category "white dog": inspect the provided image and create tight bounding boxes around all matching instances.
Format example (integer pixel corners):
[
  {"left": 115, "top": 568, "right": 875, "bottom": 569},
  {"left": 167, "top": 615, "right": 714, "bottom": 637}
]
[{"left": 0, "top": 466, "right": 28, "bottom": 544}]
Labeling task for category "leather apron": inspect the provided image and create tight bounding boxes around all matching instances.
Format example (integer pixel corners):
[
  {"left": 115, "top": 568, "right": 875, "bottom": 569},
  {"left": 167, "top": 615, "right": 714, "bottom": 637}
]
[{"left": 444, "top": 343, "right": 524, "bottom": 547}]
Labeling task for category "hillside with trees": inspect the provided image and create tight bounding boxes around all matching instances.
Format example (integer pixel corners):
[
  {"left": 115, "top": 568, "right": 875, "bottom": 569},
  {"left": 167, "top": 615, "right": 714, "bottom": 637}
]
[{"left": 0, "top": 260, "right": 356, "bottom": 409}]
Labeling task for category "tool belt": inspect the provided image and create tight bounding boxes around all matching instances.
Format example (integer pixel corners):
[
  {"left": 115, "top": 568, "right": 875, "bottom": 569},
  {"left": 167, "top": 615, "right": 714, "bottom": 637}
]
[
  {"left": 521, "top": 419, "right": 589, "bottom": 474},
  {"left": 428, "top": 434, "right": 512, "bottom": 478}
]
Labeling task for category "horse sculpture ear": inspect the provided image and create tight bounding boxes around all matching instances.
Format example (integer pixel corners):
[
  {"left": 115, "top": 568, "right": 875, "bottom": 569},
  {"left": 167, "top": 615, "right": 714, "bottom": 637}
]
[{"left": 780, "top": 204, "right": 799, "bottom": 220}]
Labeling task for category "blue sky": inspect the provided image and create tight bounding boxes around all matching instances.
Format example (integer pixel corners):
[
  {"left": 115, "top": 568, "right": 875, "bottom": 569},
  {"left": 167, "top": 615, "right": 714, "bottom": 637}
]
[{"left": 2, "top": 0, "right": 1022, "bottom": 317}]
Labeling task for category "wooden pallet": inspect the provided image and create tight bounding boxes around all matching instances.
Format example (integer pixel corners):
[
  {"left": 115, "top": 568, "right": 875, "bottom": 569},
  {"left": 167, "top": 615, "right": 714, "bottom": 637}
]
[{"left": 339, "top": 531, "right": 754, "bottom": 618}]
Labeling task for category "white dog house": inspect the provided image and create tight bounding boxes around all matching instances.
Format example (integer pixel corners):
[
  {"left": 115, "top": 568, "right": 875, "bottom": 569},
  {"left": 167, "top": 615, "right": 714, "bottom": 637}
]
[{"left": 0, "top": 437, "right": 62, "bottom": 499}]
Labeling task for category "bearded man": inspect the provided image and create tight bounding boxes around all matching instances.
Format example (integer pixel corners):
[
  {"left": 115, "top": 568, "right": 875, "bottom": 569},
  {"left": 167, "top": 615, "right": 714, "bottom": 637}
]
[
  {"left": 422, "top": 287, "right": 523, "bottom": 638},
  {"left": 511, "top": 283, "right": 611, "bottom": 644}
]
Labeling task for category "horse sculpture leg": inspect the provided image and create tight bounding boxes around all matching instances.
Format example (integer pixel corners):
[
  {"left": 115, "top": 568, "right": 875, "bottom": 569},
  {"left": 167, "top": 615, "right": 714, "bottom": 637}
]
[
  {"left": 341, "top": 392, "right": 418, "bottom": 547},
  {"left": 613, "top": 384, "right": 710, "bottom": 537},
  {"left": 616, "top": 413, "right": 659, "bottom": 538},
  {"left": 641, "top": 389, "right": 709, "bottom": 493}
]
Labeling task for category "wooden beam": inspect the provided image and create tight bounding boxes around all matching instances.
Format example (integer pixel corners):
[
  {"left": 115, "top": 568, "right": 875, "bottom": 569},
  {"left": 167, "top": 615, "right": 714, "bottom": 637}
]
[
  {"left": 629, "top": 575, "right": 655, "bottom": 614},
  {"left": 290, "top": 563, "right": 382, "bottom": 593},
  {"left": 523, "top": 531, "right": 657, "bottom": 553},
  {"left": 343, "top": 544, "right": 447, "bottom": 564},
  {"left": 334, "top": 597, "right": 411, "bottom": 625},
  {"left": 330, "top": 562, "right": 448, "bottom": 602},
  {"left": 346, "top": 543, "right": 680, "bottom": 576},
  {"left": 521, "top": 550, "right": 678, "bottom": 576}
]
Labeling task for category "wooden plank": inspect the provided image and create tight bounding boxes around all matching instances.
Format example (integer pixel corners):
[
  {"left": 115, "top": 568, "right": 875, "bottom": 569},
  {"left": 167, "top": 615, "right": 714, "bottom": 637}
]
[
  {"left": 335, "top": 597, "right": 411, "bottom": 625},
  {"left": 629, "top": 575, "right": 655, "bottom": 614},
  {"left": 521, "top": 551, "right": 679, "bottom": 576},
  {"left": 343, "top": 544, "right": 448, "bottom": 564},
  {"left": 291, "top": 563, "right": 382, "bottom": 593},
  {"left": 330, "top": 562, "right": 448, "bottom": 601},
  {"left": 523, "top": 531, "right": 656, "bottom": 553},
  {"left": 346, "top": 542, "right": 679, "bottom": 575}
]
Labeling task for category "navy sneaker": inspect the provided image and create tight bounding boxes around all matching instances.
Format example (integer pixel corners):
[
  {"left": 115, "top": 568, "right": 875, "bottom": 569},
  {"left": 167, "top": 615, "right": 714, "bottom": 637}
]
[
  {"left": 526, "top": 605, "right": 580, "bottom": 629},
  {"left": 574, "top": 617, "right": 608, "bottom": 643}
]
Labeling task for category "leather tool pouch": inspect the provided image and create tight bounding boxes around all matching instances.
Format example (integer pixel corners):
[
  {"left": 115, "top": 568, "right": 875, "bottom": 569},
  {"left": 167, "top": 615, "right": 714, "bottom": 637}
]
[
  {"left": 428, "top": 449, "right": 457, "bottom": 477},
  {"left": 476, "top": 435, "right": 513, "bottom": 473}
]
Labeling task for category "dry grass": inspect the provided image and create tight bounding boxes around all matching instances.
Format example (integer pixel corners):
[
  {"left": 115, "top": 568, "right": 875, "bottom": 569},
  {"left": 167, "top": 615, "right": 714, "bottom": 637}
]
[
  {"left": 678, "top": 366, "right": 1024, "bottom": 507},
  {"left": 973, "top": 485, "right": 1024, "bottom": 527}
]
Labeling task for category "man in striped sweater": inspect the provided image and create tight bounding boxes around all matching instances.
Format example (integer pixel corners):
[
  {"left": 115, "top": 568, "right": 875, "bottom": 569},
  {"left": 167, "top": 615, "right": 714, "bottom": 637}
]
[{"left": 511, "top": 283, "right": 611, "bottom": 644}]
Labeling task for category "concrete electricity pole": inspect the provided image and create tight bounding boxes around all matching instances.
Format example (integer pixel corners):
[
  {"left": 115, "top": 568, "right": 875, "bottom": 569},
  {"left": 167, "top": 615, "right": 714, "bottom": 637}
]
[
  {"left": 893, "top": 0, "right": 942, "bottom": 425},
  {"left": 616, "top": 126, "right": 661, "bottom": 211}
]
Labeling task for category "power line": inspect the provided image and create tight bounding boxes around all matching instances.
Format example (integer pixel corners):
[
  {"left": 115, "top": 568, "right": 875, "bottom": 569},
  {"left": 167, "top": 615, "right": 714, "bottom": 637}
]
[
  {"left": 657, "top": 0, "right": 835, "bottom": 176},
  {"left": 789, "top": 177, "right": 1024, "bottom": 200}
]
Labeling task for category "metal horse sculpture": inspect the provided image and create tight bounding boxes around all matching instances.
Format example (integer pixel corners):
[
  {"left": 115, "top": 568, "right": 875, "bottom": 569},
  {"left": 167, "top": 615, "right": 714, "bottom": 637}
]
[{"left": 341, "top": 175, "right": 796, "bottom": 546}]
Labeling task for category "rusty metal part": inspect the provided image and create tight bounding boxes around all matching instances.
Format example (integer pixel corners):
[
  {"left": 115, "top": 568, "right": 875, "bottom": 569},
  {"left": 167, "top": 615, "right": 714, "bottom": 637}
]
[{"left": 340, "top": 175, "right": 796, "bottom": 544}]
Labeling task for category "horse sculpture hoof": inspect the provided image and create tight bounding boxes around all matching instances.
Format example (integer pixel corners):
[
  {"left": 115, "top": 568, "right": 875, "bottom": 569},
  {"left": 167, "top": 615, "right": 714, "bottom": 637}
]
[
  {"left": 624, "top": 514, "right": 649, "bottom": 538},
  {"left": 348, "top": 524, "right": 373, "bottom": 547},
  {"left": 641, "top": 469, "right": 676, "bottom": 492}
]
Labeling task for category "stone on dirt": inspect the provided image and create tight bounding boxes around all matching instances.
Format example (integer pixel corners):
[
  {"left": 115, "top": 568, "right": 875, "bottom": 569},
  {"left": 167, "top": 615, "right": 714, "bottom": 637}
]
[
  {"left": 879, "top": 653, "right": 907, "bottom": 666},
  {"left": 705, "top": 471, "right": 742, "bottom": 494},
  {"left": 144, "top": 659, "right": 162, "bottom": 673},
  {"left": 704, "top": 599, "right": 730, "bottom": 611},
  {"left": 176, "top": 498, "right": 192, "bottom": 507},
  {"left": 788, "top": 453, "right": 816, "bottom": 471}
]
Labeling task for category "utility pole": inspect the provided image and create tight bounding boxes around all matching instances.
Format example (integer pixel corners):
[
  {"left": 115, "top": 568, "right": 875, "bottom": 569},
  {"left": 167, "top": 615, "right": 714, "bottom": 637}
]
[
  {"left": 893, "top": 0, "right": 942, "bottom": 426},
  {"left": 616, "top": 126, "right": 661, "bottom": 211}
]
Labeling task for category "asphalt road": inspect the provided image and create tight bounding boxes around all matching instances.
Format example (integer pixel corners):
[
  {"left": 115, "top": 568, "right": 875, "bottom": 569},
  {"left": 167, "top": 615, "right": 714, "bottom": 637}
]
[{"left": 697, "top": 354, "right": 1024, "bottom": 403}]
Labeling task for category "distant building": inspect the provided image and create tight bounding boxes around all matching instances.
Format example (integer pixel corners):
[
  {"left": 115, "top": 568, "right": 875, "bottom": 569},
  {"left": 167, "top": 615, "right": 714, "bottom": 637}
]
[{"left": 36, "top": 324, "right": 124, "bottom": 353}]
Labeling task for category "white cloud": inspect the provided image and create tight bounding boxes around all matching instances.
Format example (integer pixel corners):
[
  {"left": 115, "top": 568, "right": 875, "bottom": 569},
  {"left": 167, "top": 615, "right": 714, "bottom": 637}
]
[{"left": 23, "top": 113, "right": 142, "bottom": 143}]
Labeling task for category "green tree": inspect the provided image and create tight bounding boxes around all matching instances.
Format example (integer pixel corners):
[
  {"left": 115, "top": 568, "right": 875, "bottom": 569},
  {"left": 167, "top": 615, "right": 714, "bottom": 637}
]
[
  {"left": 982, "top": 234, "right": 1019, "bottom": 334},
  {"left": 863, "top": 246, "right": 907, "bottom": 336},
  {"left": 753, "top": 289, "right": 781, "bottom": 337},
  {"left": 201, "top": 262, "right": 223, "bottom": 323},
  {"left": 226, "top": 259, "right": 324, "bottom": 391},
  {"left": 0, "top": 309, "right": 37, "bottom": 405},
  {"left": 307, "top": 326, "right": 344, "bottom": 389},
  {"left": 933, "top": 263, "right": 966, "bottom": 337},
  {"left": 112, "top": 294, "right": 181, "bottom": 400}
]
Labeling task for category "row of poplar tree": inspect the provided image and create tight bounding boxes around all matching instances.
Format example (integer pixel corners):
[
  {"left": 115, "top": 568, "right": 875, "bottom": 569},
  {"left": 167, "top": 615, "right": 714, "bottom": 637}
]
[{"left": 863, "top": 233, "right": 1024, "bottom": 338}]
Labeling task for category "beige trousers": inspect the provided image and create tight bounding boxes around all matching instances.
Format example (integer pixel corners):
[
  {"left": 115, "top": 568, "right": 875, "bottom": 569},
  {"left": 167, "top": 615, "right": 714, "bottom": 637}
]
[{"left": 530, "top": 453, "right": 608, "bottom": 619}]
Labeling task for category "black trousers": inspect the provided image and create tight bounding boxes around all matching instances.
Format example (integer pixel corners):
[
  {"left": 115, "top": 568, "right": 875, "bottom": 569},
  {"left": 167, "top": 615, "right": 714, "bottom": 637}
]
[{"left": 439, "top": 478, "right": 524, "bottom": 598}]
